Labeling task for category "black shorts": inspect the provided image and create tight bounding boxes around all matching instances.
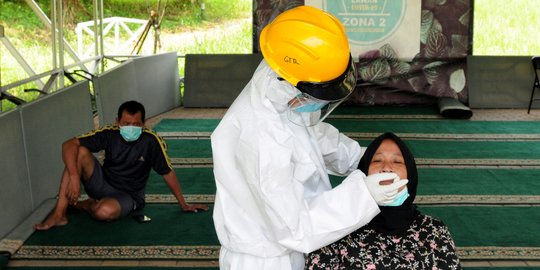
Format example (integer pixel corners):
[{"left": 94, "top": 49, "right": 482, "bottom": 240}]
[{"left": 82, "top": 157, "right": 142, "bottom": 217}]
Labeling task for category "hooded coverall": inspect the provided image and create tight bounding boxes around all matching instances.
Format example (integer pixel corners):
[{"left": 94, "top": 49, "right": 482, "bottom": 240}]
[{"left": 211, "top": 60, "right": 380, "bottom": 270}]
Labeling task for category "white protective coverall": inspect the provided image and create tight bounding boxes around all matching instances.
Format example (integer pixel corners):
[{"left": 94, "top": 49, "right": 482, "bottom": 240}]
[{"left": 211, "top": 60, "right": 380, "bottom": 270}]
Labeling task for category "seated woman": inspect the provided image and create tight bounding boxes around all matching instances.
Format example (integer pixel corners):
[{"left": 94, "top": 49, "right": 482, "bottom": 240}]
[{"left": 305, "top": 132, "right": 461, "bottom": 270}]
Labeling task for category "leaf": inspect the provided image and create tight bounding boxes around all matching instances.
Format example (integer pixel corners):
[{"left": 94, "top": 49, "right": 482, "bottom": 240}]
[
  {"left": 380, "top": 44, "right": 397, "bottom": 59},
  {"left": 420, "top": 10, "right": 434, "bottom": 44},
  {"left": 426, "top": 30, "right": 448, "bottom": 58},
  {"left": 449, "top": 68, "right": 466, "bottom": 93},
  {"left": 423, "top": 61, "right": 445, "bottom": 84}
]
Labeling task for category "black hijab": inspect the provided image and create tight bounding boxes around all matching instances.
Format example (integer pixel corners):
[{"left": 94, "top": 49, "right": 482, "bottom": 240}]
[{"left": 358, "top": 132, "right": 420, "bottom": 235}]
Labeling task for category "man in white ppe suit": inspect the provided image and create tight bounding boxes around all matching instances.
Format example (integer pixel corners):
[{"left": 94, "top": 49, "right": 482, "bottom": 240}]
[{"left": 211, "top": 5, "right": 408, "bottom": 270}]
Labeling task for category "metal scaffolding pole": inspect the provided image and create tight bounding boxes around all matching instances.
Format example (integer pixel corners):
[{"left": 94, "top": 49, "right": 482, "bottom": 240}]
[
  {"left": 91, "top": 0, "right": 105, "bottom": 73},
  {"left": 1, "top": 0, "right": 108, "bottom": 111},
  {"left": 51, "top": 0, "right": 58, "bottom": 91},
  {"left": 57, "top": 0, "right": 65, "bottom": 89},
  {"left": 24, "top": 0, "right": 89, "bottom": 72},
  {"left": 100, "top": 0, "right": 105, "bottom": 72},
  {"left": 0, "top": 26, "right": 45, "bottom": 90}
]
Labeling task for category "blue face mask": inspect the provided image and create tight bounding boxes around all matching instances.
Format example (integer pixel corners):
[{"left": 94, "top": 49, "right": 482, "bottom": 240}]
[
  {"left": 293, "top": 101, "right": 328, "bottom": 113},
  {"left": 384, "top": 188, "right": 410, "bottom": 207},
  {"left": 120, "top": 126, "right": 142, "bottom": 142}
]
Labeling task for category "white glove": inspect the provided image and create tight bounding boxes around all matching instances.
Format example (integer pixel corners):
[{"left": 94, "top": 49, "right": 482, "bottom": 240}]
[{"left": 365, "top": 172, "right": 409, "bottom": 206}]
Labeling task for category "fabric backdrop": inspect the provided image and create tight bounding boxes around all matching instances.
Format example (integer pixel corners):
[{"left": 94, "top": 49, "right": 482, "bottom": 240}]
[{"left": 253, "top": 0, "right": 472, "bottom": 106}]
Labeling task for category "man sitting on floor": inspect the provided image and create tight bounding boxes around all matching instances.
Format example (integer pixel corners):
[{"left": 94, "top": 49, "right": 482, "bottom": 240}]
[{"left": 35, "top": 100, "right": 208, "bottom": 230}]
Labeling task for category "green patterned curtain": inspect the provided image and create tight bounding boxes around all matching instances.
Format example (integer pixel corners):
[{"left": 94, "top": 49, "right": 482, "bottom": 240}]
[{"left": 253, "top": 0, "right": 472, "bottom": 105}]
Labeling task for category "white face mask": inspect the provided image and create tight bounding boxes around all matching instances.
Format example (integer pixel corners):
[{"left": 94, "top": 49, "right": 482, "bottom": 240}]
[{"left": 120, "top": 126, "right": 142, "bottom": 142}]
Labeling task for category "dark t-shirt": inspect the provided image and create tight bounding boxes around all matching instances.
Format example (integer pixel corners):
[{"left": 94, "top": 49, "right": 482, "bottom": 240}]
[{"left": 77, "top": 126, "right": 172, "bottom": 203}]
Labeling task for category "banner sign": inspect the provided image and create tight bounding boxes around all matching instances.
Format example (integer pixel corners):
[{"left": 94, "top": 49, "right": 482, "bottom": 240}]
[{"left": 306, "top": 0, "right": 421, "bottom": 61}]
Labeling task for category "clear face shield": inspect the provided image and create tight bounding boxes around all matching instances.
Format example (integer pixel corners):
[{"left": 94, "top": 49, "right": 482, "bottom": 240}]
[{"left": 287, "top": 56, "right": 357, "bottom": 127}]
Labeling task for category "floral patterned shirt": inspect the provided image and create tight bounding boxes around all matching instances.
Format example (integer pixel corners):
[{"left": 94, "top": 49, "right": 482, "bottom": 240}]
[{"left": 305, "top": 214, "right": 461, "bottom": 270}]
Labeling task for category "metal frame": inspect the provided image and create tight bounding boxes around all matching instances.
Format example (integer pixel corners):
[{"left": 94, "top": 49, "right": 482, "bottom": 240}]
[
  {"left": 76, "top": 17, "right": 148, "bottom": 59},
  {"left": 527, "top": 56, "right": 540, "bottom": 114},
  {"left": 0, "top": 0, "right": 105, "bottom": 112},
  {"left": 0, "top": 0, "right": 189, "bottom": 113}
]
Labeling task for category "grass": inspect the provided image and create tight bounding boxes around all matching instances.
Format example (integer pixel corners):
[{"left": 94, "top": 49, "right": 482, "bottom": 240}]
[{"left": 472, "top": 0, "right": 540, "bottom": 56}]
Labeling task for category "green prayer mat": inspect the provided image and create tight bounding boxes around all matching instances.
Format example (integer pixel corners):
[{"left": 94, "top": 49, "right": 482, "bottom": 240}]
[
  {"left": 382, "top": 140, "right": 540, "bottom": 160},
  {"left": 165, "top": 140, "right": 212, "bottom": 158},
  {"left": 25, "top": 205, "right": 217, "bottom": 246},
  {"left": 164, "top": 139, "right": 540, "bottom": 160},
  {"left": 147, "top": 168, "right": 216, "bottom": 195},
  {"left": 12, "top": 108, "right": 540, "bottom": 265},
  {"left": 148, "top": 167, "right": 540, "bottom": 197},
  {"left": 154, "top": 118, "right": 540, "bottom": 137},
  {"left": 420, "top": 206, "right": 540, "bottom": 247},
  {"left": 326, "top": 119, "right": 540, "bottom": 136},
  {"left": 331, "top": 105, "right": 441, "bottom": 116},
  {"left": 14, "top": 205, "right": 219, "bottom": 260},
  {"left": 144, "top": 168, "right": 216, "bottom": 204},
  {"left": 154, "top": 119, "right": 221, "bottom": 133},
  {"left": 420, "top": 206, "right": 540, "bottom": 260},
  {"left": 417, "top": 168, "right": 540, "bottom": 196},
  {"left": 12, "top": 205, "right": 540, "bottom": 260},
  {"left": 330, "top": 168, "right": 540, "bottom": 205}
]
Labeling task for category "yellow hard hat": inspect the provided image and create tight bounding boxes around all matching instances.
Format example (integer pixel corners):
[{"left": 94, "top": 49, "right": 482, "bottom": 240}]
[{"left": 260, "top": 5, "right": 356, "bottom": 101}]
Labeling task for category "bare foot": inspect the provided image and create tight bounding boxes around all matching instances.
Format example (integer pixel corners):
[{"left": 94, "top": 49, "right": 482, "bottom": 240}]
[{"left": 34, "top": 213, "right": 68, "bottom": 231}]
